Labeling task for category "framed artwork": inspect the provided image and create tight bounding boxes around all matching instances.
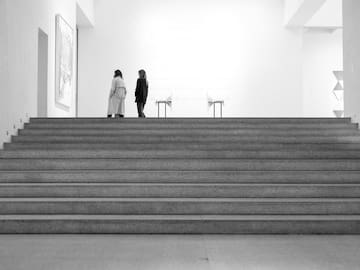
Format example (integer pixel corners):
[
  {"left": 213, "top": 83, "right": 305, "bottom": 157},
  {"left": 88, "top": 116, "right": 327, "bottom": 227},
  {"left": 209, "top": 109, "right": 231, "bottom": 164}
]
[{"left": 55, "top": 14, "right": 74, "bottom": 109}]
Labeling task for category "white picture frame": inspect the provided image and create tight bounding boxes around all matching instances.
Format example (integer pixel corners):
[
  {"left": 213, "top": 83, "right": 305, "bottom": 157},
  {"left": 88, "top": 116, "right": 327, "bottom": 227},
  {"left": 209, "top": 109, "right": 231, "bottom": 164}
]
[{"left": 55, "top": 14, "right": 74, "bottom": 109}]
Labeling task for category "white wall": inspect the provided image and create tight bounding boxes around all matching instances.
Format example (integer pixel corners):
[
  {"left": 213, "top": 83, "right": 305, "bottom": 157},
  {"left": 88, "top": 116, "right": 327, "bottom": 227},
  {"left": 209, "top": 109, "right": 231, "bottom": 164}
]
[
  {"left": 0, "top": 0, "right": 346, "bottom": 147},
  {"left": 343, "top": 0, "right": 360, "bottom": 124},
  {"left": 78, "top": 0, "right": 305, "bottom": 118},
  {"left": 284, "top": 0, "right": 305, "bottom": 24},
  {"left": 0, "top": 0, "right": 10, "bottom": 146},
  {"left": 0, "top": 0, "right": 95, "bottom": 147},
  {"left": 0, "top": 0, "right": 78, "bottom": 147},
  {"left": 302, "top": 29, "right": 343, "bottom": 117}
]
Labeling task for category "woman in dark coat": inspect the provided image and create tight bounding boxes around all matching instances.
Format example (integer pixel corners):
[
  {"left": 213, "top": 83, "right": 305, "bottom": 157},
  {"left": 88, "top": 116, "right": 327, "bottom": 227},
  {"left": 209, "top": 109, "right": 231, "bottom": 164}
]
[{"left": 135, "top": 69, "right": 149, "bottom": 118}]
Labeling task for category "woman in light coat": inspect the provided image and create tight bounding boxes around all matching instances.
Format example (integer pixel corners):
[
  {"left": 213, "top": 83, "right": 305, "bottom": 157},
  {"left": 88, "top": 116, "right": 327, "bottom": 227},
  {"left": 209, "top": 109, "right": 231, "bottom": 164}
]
[{"left": 107, "top": 70, "right": 127, "bottom": 118}]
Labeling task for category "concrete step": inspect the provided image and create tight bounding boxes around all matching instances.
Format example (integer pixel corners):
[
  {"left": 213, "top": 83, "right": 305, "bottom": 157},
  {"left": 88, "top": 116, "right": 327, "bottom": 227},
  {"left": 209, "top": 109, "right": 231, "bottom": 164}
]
[
  {"left": 0, "top": 215, "right": 359, "bottom": 234},
  {"left": 2, "top": 117, "right": 360, "bottom": 235},
  {"left": 1, "top": 159, "right": 360, "bottom": 171},
  {"left": 29, "top": 118, "right": 353, "bottom": 124},
  {"left": 0, "top": 183, "right": 359, "bottom": 198},
  {"left": 3, "top": 149, "right": 360, "bottom": 159},
  {"left": 18, "top": 128, "right": 360, "bottom": 136},
  {"left": 5, "top": 142, "right": 360, "bottom": 151},
  {"left": 11, "top": 135, "right": 360, "bottom": 144},
  {"left": 1, "top": 171, "right": 359, "bottom": 184},
  {"left": 0, "top": 198, "right": 359, "bottom": 215}
]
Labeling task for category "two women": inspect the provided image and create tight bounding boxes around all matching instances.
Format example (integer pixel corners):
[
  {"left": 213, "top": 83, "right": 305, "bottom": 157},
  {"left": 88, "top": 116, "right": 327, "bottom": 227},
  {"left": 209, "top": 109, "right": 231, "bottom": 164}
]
[{"left": 107, "top": 69, "right": 148, "bottom": 118}]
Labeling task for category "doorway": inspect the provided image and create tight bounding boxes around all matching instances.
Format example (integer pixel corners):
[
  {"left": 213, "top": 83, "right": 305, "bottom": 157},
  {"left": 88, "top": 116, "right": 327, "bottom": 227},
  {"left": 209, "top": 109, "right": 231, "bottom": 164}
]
[{"left": 37, "top": 28, "right": 48, "bottom": 117}]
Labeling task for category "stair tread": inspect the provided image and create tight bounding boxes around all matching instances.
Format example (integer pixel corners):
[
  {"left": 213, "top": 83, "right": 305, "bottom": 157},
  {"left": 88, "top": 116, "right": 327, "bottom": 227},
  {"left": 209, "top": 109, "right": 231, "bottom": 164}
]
[
  {"left": 29, "top": 117, "right": 352, "bottom": 121},
  {"left": 1, "top": 215, "right": 360, "bottom": 221},
  {"left": 1, "top": 183, "right": 360, "bottom": 187},
  {"left": 0, "top": 157, "right": 360, "bottom": 159},
  {"left": 5, "top": 149, "right": 360, "bottom": 152},
  {"left": 1, "top": 198, "right": 360, "bottom": 202},
  {"left": 3, "top": 150, "right": 360, "bottom": 154},
  {"left": 3, "top": 149, "right": 360, "bottom": 159},
  {"left": 2, "top": 170, "right": 360, "bottom": 173}
]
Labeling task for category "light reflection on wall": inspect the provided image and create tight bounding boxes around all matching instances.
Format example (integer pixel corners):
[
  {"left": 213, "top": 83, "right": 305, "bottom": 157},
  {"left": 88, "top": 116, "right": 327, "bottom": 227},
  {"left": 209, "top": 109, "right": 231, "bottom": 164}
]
[{"left": 79, "top": 0, "right": 304, "bottom": 117}]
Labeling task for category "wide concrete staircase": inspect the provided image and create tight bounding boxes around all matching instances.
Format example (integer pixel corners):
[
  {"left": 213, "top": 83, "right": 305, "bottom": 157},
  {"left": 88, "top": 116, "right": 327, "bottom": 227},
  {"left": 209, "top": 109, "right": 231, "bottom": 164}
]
[{"left": 0, "top": 118, "right": 360, "bottom": 234}]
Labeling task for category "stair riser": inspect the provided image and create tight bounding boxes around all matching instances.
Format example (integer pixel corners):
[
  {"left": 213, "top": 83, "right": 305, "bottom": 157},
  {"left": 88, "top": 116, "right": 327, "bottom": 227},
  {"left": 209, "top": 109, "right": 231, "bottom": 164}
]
[
  {"left": 11, "top": 136, "right": 360, "bottom": 144},
  {"left": 3, "top": 150, "right": 360, "bottom": 159},
  {"left": 1, "top": 185, "right": 360, "bottom": 198},
  {"left": 0, "top": 201, "right": 359, "bottom": 215},
  {"left": 19, "top": 129, "right": 360, "bottom": 136},
  {"left": 24, "top": 124, "right": 359, "bottom": 130},
  {"left": 1, "top": 171, "right": 359, "bottom": 184},
  {"left": 1, "top": 220, "right": 359, "bottom": 234},
  {"left": 1, "top": 160, "right": 360, "bottom": 171},
  {"left": 6, "top": 143, "right": 360, "bottom": 151}
]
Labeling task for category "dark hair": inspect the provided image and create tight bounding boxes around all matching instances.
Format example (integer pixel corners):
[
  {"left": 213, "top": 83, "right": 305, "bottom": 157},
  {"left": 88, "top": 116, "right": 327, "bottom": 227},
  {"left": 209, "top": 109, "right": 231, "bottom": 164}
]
[
  {"left": 138, "top": 69, "right": 146, "bottom": 80},
  {"left": 114, "top": 70, "right": 123, "bottom": 78},
  {"left": 139, "top": 70, "right": 148, "bottom": 88}
]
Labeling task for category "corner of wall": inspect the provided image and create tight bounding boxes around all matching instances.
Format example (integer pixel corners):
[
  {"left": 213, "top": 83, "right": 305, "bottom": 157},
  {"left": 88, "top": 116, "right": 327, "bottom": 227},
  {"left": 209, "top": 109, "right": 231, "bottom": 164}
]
[{"left": 76, "top": 0, "right": 95, "bottom": 27}]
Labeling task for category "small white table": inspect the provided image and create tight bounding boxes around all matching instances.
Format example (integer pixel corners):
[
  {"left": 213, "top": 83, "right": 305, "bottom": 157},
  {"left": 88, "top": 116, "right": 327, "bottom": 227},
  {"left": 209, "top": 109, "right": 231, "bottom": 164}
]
[
  {"left": 156, "top": 100, "right": 172, "bottom": 118},
  {"left": 209, "top": 100, "right": 225, "bottom": 118}
]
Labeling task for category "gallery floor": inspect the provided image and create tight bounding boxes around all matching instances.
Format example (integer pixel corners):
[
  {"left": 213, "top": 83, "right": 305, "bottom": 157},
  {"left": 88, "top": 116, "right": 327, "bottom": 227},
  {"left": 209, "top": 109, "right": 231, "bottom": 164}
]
[{"left": 0, "top": 235, "right": 359, "bottom": 270}]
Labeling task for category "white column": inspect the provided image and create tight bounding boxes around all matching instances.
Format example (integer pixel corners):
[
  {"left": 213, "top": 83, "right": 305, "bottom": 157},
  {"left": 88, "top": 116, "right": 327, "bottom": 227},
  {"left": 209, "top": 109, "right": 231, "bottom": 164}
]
[{"left": 343, "top": 0, "right": 360, "bottom": 123}]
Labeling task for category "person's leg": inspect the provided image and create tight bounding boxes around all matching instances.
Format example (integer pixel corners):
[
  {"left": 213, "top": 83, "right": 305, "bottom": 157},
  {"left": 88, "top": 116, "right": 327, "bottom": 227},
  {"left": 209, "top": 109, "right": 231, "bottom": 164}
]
[
  {"left": 118, "top": 98, "right": 125, "bottom": 118},
  {"left": 137, "top": 103, "right": 142, "bottom": 118},
  {"left": 142, "top": 103, "right": 146, "bottom": 118}
]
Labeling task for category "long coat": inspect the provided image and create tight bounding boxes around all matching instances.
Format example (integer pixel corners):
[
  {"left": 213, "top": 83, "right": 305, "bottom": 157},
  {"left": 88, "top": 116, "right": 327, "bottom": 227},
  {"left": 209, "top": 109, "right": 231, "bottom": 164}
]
[
  {"left": 135, "top": 78, "right": 149, "bottom": 104},
  {"left": 108, "top": 77, "right": 127, "bottom": 115}
]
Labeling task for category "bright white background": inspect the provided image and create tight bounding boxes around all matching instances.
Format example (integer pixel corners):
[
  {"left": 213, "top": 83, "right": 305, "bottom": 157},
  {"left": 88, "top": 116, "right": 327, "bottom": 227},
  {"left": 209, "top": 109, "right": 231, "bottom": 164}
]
[
  {"left": 79, "top": 0, "right": 307, "bottom": 118},
  {"left": 78, "top": 0, "right": 343, "bottom": 118}
]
